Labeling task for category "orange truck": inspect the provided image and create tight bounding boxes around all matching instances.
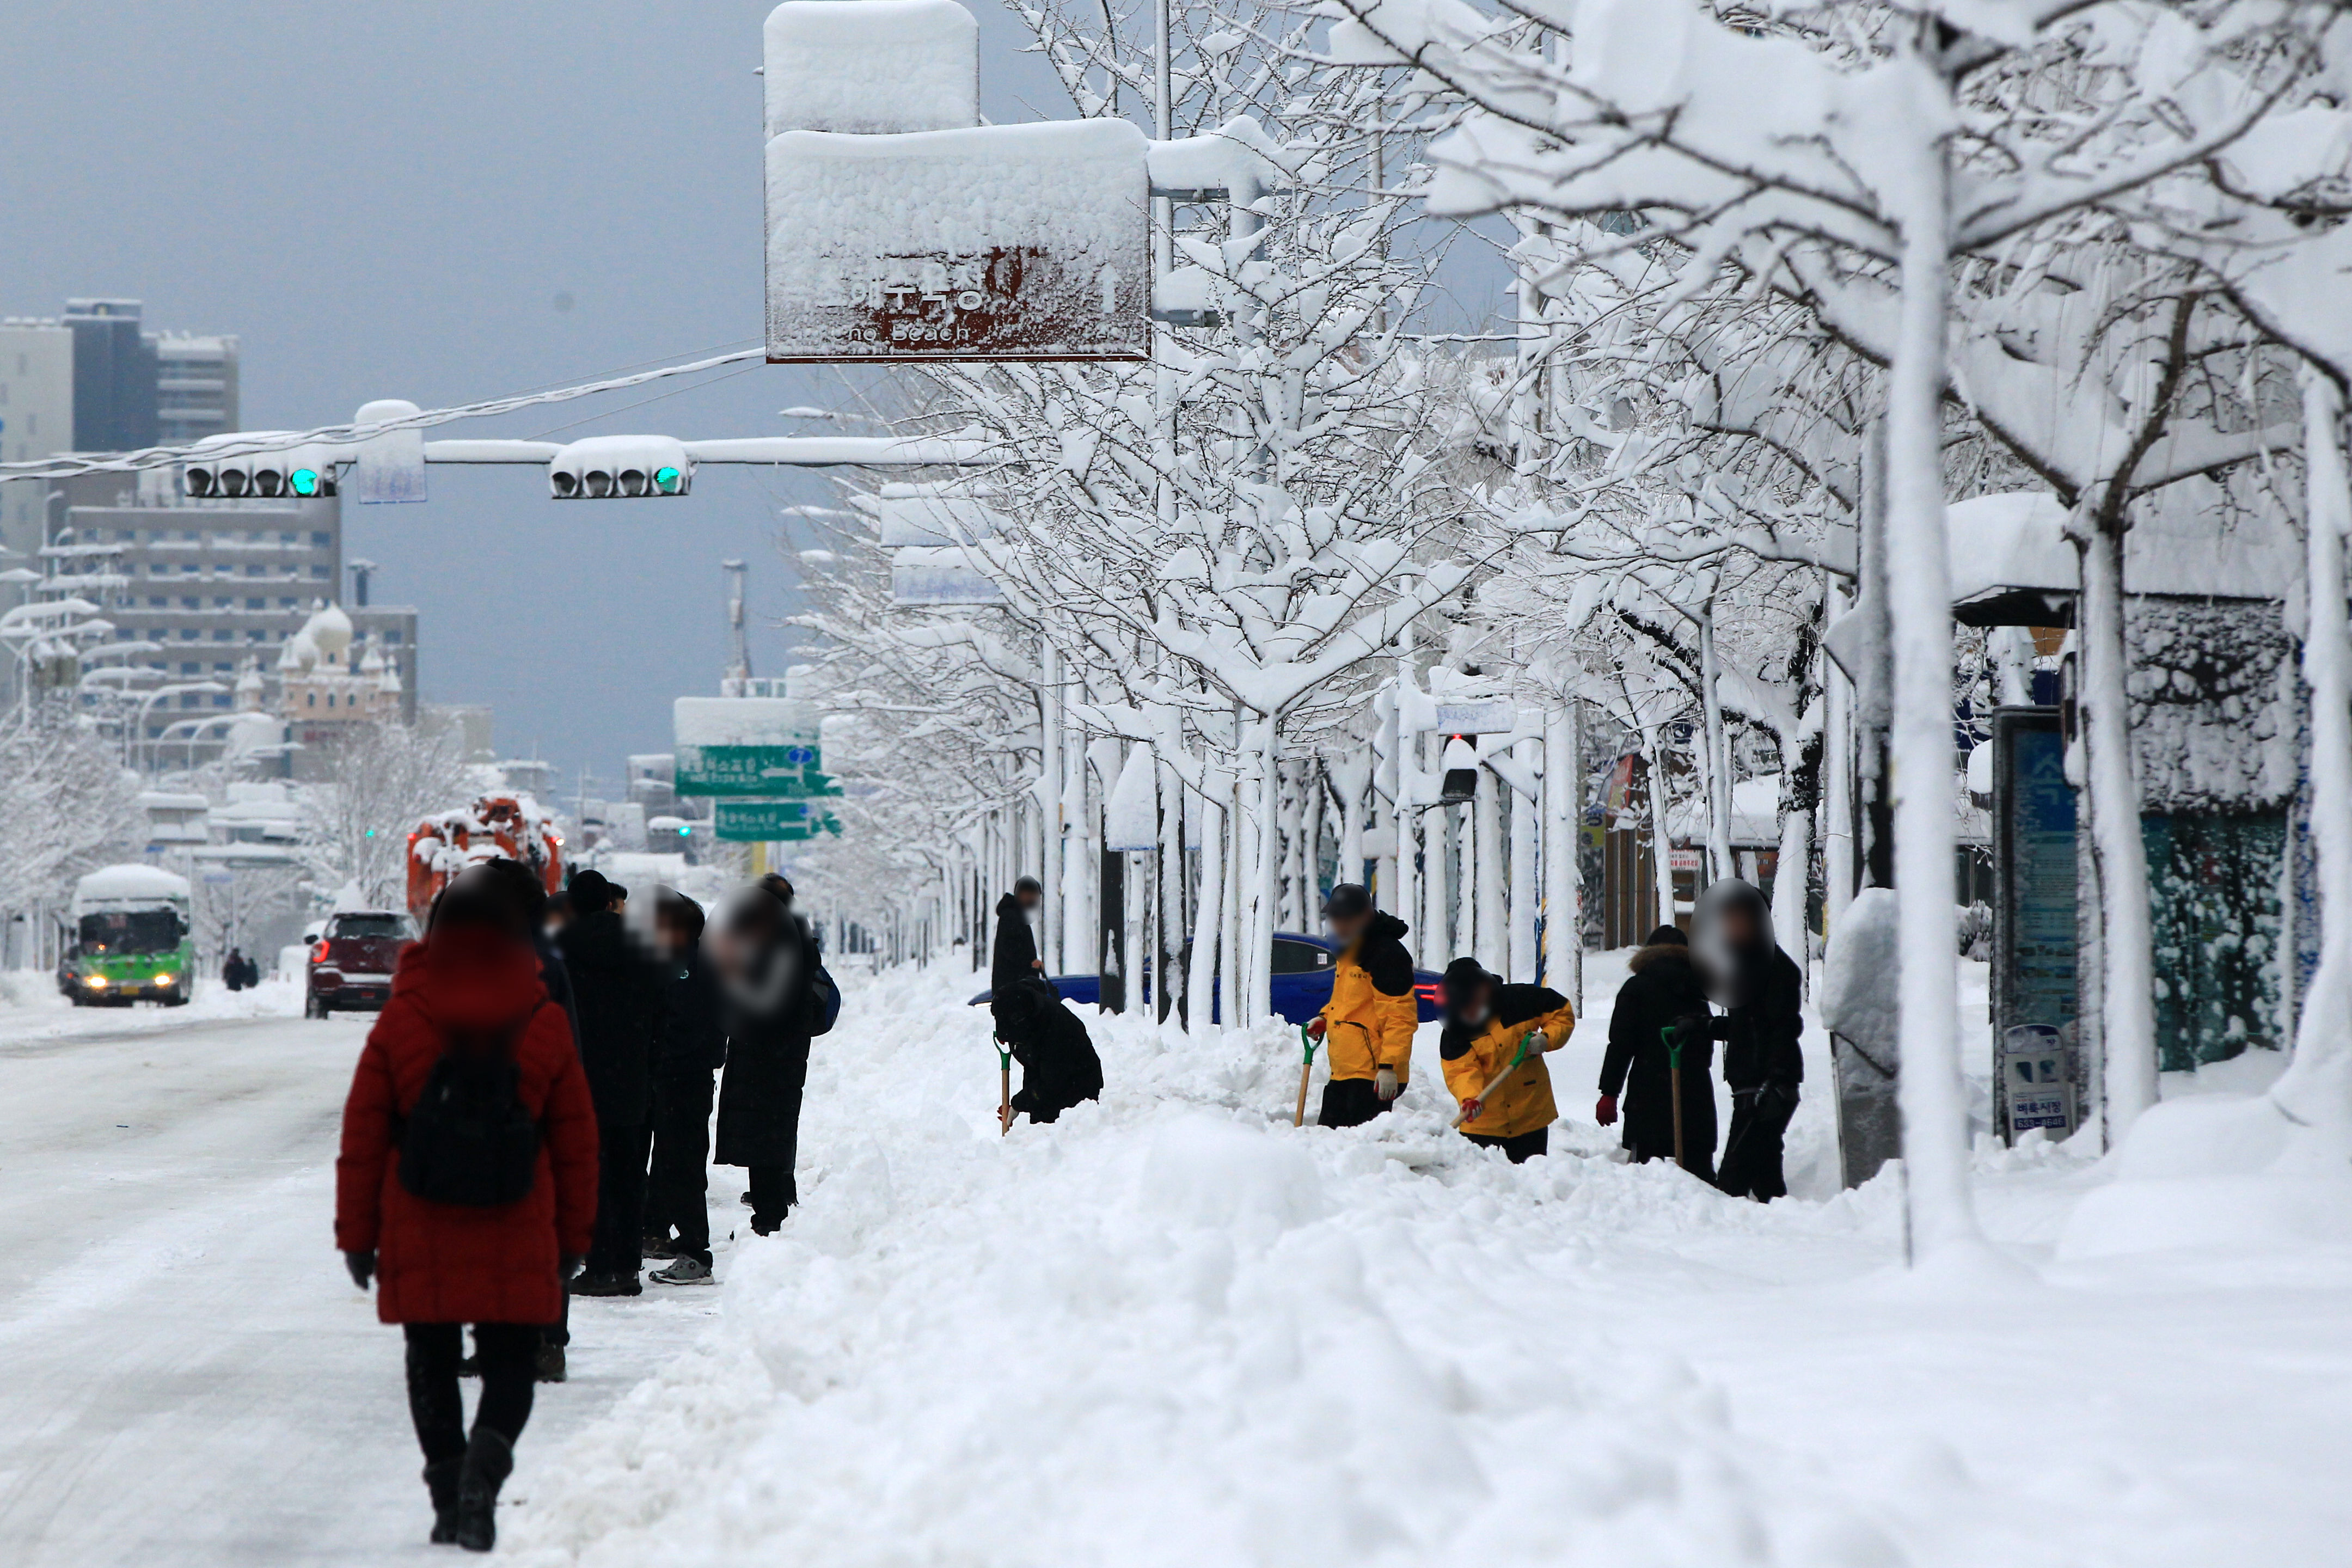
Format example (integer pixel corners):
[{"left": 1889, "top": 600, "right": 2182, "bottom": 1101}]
[{"left": 406, "top": 794, "right": 566, "bottom": 923}]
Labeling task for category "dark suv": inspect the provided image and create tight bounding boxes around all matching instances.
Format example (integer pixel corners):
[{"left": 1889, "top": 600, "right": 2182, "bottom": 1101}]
[{"left": 306, "top": 911, "right": 415, "bottom": 1018}]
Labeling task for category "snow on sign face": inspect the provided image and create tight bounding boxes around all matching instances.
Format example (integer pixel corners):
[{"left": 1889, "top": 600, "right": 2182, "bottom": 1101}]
[
  {"left": 764, "top": 0, "right": 978, "bottom": 137},
  {"left": 765, "top": 119, "right": 1152, "bottom": 364}
]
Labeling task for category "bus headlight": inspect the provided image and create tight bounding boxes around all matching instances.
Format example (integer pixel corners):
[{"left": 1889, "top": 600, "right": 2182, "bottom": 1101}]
[
  {"left": 152, "top": 973, "right": 176, "bottom": 989},
  {"left": 84, "top": 975, "right": 108, "bottom": 989}
]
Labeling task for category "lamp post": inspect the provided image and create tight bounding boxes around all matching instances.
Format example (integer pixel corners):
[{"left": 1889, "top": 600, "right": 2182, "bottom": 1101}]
[{"left": 136, "top": 682, "right": 229, "bottom": 771}]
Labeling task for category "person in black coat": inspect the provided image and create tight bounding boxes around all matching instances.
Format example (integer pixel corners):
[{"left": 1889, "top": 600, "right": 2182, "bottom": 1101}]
[
  {"left": 1693, "top": 880, "right": 1805, "bottom": 1202},
  {"left": 990, "top": 877, "right": 1044, "bottom": 1000},
  {"left": 645, "top": 892, "right": 726, "bottom": 1284},
  {"left": 993, "top": 975, "right": 1102, "bottom": 1125},
  {"left": 1598, "top": 926, "right": 1719, "bottom": 1180},
  {"left": 557, "top": 870, "right": 665, "bottom": 1294},
  {"left": 712, "top": 881, "right": 838, "bottom": 1235}
]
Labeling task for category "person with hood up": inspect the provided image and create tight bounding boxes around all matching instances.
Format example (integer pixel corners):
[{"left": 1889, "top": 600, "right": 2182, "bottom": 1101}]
[
  {"left": 712, "top": 880, "right": 838, "bottom": 1233},
  {"left": 556, "top": 869, "right": 665, "bottom": 1296},
  {"left": 1598, "top": 925, "right": 1720, "bottom": 1180},
  {"left": 643, "top": 891, "right": 725, "bottom": 1285},
  {"left": 1690, "top": 879, "right": 1804, "bottom": 1200},
  {"left": 1437, "top": 958, "right": 1573, "bottom": 1162},
  {"left": 1304, "top": 884, "right": 1419, "bottom": 1128},
  {"left": 333, "top": 874, "right": 598, "bottom": 1552}
]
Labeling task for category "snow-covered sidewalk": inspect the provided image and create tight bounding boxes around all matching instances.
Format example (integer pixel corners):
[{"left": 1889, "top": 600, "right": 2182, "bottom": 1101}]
[{"left": 501, "top": 960, "right": 2352, "bottom": 1568}]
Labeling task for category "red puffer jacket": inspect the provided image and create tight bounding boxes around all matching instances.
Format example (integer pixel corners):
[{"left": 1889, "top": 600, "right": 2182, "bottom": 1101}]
[{"left": 335, "top": 935, "right": 598, "bottom": 1325}]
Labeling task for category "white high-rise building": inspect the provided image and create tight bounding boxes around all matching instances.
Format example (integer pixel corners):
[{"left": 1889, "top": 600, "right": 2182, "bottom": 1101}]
[{"left": 0, "top": 319, "right": 74, "bottom": 569}]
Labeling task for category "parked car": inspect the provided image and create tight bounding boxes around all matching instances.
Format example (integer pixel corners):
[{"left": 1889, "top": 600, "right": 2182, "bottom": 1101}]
[
  {"left": 305, "top": 910, "right": 416, "bottom": 1018},
  {"left": 967, "top": 932, "right": 1443, "bottom": 1026}
]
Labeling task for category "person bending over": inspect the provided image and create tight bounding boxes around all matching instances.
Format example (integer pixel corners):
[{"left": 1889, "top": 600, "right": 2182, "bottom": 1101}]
[{"left": 1437, "top": 958, "right": 1573, "bottom": 1163}]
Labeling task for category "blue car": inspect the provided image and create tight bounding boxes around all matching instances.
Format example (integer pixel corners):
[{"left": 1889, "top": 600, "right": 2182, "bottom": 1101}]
[{"left": 967, "top": 932, "right": 1444, "bottom": 1026}]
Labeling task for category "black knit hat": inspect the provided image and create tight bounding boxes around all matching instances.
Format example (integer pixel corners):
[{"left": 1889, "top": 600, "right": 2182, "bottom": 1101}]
[
  {"left": 1645, "top": 924, "right": 1688, "bottom": 947},
  {"left": 1441, "top": 956, "right": 1493, "bottom": 997},
  {"left": 1321, "top": 883, "right": 1373, "bottom": 920},
  {"left": 568, "top": 869, "right": 616, "bottom": 914}
]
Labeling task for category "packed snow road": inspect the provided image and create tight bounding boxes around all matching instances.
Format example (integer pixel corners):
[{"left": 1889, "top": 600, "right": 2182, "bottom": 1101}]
[{"left": 0, "top": 982, "right": 713, "bottom": 1567}]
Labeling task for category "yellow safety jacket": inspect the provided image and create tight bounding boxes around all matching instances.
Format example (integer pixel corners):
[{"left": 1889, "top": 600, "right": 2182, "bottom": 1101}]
[
  {"left": 1441, "top": 985, "right": 1575, "bottom": 1141},
  {"left": 1314, "top": 911, "right": 1419, "bottom": 1083}
]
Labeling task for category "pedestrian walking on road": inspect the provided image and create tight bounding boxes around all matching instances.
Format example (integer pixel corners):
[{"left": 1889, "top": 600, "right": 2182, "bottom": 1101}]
[
  {"left": 1437, "top": 958, "right": 1573, "bottom": 1163},
  {"left": 333, "top": 880, "right": 599, "bottom": 1552},
  {"left": 644, "top": 892, "right": 724, "bottom": 1285},
  {"left": 1597, "top": 926, "right": 1720, "bottom": 1180},
  {"left": 713, "top": 879, "right": 838, "bottom": 1234},
  {"left": 1691, "top": 881, "right": 1804, "bottom": 1202},
  {"left": 557, "top": 869, "right": 666, "bottom": 1296},
  {"left": 1303, "top": 884, "right": 1418, "bottom": 1128},
  {"left": 222, "top": 947, "right": 247, "bottom": 993}
]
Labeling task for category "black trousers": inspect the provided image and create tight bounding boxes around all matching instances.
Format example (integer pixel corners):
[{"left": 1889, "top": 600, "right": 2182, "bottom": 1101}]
[
  {"left": 405, "top": 1323, "right": 536, "bottom": 1465},
  {"left": 746, "top": 1163, "right": 798, "bottom": 1233},
  {"left": 646, "top": 1072, "right": 715, "bottom": 1265},
  {"left": 1464, "top": 1126, "right": 1549, "bottom": 1164},
  {"left": 1316, "top": 1076, "right": 1396, "bottom": 1129},
  {"left": 587, "top": 1120, "right": 652, "bottom": 1278},
  {"left": 1718, "top": 1086, "right": 1798, "bottom": 1201}
]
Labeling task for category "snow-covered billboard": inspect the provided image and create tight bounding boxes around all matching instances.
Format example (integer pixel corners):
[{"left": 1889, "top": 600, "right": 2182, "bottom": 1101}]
[{"left": 765, "top": 119, "right": 1152, "bottom": 364}]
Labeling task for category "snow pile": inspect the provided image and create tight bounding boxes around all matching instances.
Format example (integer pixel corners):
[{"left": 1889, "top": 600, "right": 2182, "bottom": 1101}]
[
  {"left": 763, "top": 0, "right": 978, "bottom": 137},
  {"left": 2057, "top": 1090, "right": 2352, "bottom": 1260},
  {"left": 506, "top": 969, "right": 1881, "bottom": 1567}
]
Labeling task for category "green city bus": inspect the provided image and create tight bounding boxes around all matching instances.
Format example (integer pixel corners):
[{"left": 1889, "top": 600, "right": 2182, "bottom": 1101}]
[{"left": 60, "top": 865, "right": 195, "bottom": 1007}]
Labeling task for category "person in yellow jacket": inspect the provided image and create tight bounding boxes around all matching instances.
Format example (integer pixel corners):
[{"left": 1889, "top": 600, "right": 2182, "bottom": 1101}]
[
  {"left": 1303, "top": 884, "right": 1420, "bottom": 1128},
  {"left": 1438, "top": 958, "right": 1574, "bottom": 1163}
]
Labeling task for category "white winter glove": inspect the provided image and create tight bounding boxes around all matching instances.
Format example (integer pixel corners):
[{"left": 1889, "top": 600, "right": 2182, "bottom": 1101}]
[{"left": 1375, "top": 1066, "right": 1400, "bottom": 1101}]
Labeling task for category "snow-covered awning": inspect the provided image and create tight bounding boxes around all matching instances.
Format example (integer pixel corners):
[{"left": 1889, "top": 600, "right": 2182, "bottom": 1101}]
[{"left": 1947, "top": 492, "right": 2297, "bottom": 627}]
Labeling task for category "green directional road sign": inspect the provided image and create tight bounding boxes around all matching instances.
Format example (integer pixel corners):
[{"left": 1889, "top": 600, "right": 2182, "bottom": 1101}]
[
  {"left": 675, "top": 696, "right": 826, "bottom": 797},
  {"left": 715, "top": 798, "right": 844, "bottom": 841}
]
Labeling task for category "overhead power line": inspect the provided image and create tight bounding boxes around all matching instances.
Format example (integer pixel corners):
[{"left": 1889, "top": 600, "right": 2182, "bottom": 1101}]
[{"left": 0, "top": 347, "right": 769, "bottom": 483}]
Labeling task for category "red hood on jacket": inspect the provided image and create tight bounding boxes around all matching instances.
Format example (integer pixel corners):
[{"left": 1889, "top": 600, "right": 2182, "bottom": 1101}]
[{"left": 392, "top": 931, "right": 548, "bottom": 1033}]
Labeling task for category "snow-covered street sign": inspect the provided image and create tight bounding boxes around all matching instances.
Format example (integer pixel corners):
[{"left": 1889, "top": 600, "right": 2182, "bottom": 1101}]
[
  {"left": 673, "top": 696, "right": 823, "bottom": 797},
  {"left": 762, "top": 1, "right": 1150, "bottom": 363},
  {"left": 715, "top": 798, "right": 843, "bottom": 841}
]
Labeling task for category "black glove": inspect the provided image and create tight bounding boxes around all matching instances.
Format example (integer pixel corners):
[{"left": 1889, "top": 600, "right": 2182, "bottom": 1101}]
[
  {"left": 1666, "top": 1014, "right": 1711, "bottom": 1049},
  {"left": 1762, "top": 1080, "right": 1800, "bottom": 1111},
  {"left": 344, "top": 1250, "right": 376, "bottom": 1290}
]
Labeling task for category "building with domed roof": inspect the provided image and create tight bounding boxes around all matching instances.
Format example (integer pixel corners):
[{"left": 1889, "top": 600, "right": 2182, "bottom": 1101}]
[{"left": 279, "top": 601, "right": 406, "bottom": 776}]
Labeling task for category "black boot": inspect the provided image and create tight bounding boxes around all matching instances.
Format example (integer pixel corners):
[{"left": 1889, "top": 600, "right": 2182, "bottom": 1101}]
[
  {"left": 453, "top": 1428, "right": 514, "bottom": 1553},
  {"left": 424, "top": 1459, "right": 463, "bottom": 1545}
]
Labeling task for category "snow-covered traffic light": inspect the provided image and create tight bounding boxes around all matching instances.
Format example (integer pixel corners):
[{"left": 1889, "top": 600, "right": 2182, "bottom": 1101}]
[
  {"left": 181, "top": 438, "right": 341, "bottom": 500},
  {"left": 547, "top": 435, "right": 693, "bottom": 500}
]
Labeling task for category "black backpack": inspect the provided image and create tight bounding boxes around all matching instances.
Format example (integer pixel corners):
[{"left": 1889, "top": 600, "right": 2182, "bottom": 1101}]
[{"left": 398, "top": 1015, "right": 541, "bottom": 1207}]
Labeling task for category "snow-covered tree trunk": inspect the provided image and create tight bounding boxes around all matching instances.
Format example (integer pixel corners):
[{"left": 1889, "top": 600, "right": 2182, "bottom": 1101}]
[
  {"left": 1883, "top": 124, "right": 1980, "bottom": 1258},
  {"left": 1253, "top": 718, "right": 1282, "bottom": 1020},
  {"left": 1544, "top": 700, "right": 1582, "bottom": 1008},
  {"left": 1698, "top": 607, "right": 1734, "bottom": 883},
  {"left": 1190, "top": 781, "right": 1224, "bottom": 1038},
  {"left": 1374, "top": 684, "right": 1402, "bottom": 917},
  {"left": 1822, "top": 630, "right": 1855, "bottom": 935},
  {"left": 1643, "top": 727, "right": 1676, "bottom": 934},
  {"left": 2272, "top": 370, "right": 2352, "bottom": 1154},
  {"left": 1160, "top": 757, "right": 1184, "bottom": 1024},
  {"left": 2077, "top": 520, "right": 2158, "bottom": 1140},
  {"left": 1040, "top": 646, "right": 1063, "bottom": 972},
  {"left": 1508, "top": 738, "right": 1539, "bottom": 982},
  {"left": 1475, "top": 762, "right": 1506, "bottom": 974},
  {"left": 1774, "top": 797, "right": 1812, "bottom": 975}
]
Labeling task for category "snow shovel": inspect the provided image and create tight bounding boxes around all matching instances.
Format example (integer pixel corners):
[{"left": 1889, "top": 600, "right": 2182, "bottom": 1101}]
[
  {"left": 1662, "top": 1024, "right": 1689, "bottom": 1172},
  {"left": 1452, "top": 1030, "right": 1545, "bottom": 1131},
  {"left": 994, "top": 1038, "right": 1013, "bottom": 1136},
  {"left": 1294, "top": 1024, "right": 1318, "bottom": 1128}
]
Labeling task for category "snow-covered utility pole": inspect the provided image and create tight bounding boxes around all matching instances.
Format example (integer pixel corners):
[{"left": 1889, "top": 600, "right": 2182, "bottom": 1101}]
[{"left": 1543, "top": 700, "right": 1581, "bottom": 1009}]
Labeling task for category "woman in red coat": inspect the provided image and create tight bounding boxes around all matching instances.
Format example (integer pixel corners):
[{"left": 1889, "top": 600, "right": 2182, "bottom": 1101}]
[{"left": 335, "top": 876, "right": 598, "bottom": 1552}]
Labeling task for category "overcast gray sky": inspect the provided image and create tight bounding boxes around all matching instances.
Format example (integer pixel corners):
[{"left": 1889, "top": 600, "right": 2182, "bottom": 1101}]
[{"left": 3, "top": 2, "right": 1504, "bottom": 789}]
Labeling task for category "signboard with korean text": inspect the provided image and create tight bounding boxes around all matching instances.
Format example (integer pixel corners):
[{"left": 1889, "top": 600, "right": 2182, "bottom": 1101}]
[
  {"left": 715, "top": 798, "right": 844, "bottom": 842},
  {"left": 673, "top": 697, "right": 822, "bottom": 798}
]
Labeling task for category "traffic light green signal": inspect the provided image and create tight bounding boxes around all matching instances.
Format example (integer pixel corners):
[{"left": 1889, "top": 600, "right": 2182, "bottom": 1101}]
[
  {"left": 655, "top": 465, "right": 683, "bottom": 494},
  {"left": 290, "top": 468, "right": 322, "bottom": 497}
]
